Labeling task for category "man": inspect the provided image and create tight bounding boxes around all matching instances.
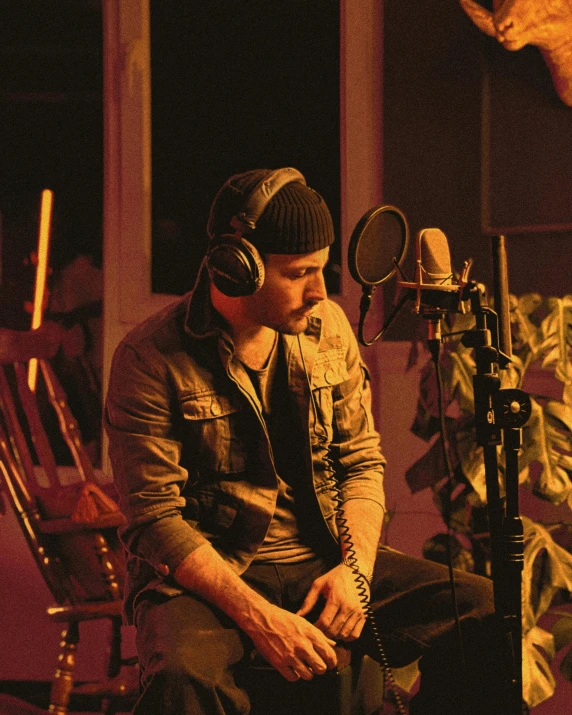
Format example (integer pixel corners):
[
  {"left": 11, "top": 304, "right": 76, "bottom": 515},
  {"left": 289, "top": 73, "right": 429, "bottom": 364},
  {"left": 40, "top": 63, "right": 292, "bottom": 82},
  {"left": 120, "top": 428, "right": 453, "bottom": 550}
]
[{"left": 105, "top": 168, "right": 512, "bottom": 714}]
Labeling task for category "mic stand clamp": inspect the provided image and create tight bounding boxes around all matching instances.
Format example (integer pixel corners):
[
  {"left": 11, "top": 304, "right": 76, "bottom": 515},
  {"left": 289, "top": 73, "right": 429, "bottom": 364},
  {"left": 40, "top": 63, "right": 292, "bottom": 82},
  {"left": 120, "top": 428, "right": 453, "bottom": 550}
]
[
  {"left": 424, "top": 310, "right": 444, "bottom": 345},
  {"left": 461, "top": 282, "right": 531, "bottom": 715}
]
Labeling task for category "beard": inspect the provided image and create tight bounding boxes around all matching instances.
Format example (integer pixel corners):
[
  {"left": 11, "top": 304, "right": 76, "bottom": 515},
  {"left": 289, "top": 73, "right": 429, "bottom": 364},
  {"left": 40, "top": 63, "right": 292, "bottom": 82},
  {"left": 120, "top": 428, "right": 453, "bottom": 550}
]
[
  {"left": 264, "top": 311, "right": 309, "bottom": 335},
  {"left": 251, "top": 297, "right": 318, "bottom": 335},
  {"left": 277, "top": 316, "right": 309, "bottom": 335}
]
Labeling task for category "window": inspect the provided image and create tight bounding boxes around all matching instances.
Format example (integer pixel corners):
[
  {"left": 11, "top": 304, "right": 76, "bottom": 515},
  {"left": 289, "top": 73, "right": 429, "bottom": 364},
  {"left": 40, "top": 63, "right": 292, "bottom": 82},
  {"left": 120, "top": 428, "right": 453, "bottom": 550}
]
[{"left": 150, "top": 0, "right": 341, "bottom": 295}]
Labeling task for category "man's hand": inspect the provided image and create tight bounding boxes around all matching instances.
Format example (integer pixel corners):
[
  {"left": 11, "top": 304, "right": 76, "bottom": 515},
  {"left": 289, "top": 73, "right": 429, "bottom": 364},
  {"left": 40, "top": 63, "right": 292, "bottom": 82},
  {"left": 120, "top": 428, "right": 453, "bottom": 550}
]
[
  {"left": 242, "top": 603, "right": 338, "bottom": 682},
  {"left": 296, "top": 564, "right": 369, "bottom": 642},
  {"left": 173, "top": 544, "right": 338, "bottom": 682}
]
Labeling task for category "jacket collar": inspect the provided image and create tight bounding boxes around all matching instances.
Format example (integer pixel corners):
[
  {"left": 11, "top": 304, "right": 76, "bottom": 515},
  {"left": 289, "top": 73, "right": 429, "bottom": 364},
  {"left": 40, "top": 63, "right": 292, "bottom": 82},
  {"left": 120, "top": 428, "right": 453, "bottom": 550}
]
[{"left": 184, "top": 261, "right": 232, "bottom": 343}]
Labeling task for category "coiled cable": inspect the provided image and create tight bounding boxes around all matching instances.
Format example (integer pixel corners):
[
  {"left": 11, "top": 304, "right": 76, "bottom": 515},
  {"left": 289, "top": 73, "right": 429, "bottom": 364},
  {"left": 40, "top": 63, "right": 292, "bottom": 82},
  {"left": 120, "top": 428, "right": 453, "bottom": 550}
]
[{"left": 297, "top": 336, "right": 406, "bottom": 714}]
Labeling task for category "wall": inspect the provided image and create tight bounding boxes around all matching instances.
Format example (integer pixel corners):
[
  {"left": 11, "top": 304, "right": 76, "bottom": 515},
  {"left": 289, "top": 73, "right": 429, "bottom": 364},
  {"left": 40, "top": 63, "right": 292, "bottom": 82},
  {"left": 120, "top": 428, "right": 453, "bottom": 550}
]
[{"left": 382, "top": 0, "right": 572, "bottom": 342}]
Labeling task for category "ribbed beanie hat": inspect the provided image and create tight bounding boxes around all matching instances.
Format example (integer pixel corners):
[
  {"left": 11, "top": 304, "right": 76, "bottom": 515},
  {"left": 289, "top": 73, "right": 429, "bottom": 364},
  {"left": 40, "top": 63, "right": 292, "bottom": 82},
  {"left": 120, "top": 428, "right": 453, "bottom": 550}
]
[{"left": 207, "top": 168, "right": 335, "bottom": 254}]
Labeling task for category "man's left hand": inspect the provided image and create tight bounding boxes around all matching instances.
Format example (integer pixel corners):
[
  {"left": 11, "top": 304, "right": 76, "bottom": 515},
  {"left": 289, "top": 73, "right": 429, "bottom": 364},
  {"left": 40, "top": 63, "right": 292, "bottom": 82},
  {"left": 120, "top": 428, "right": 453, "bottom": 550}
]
[{"left": 296, "top": 564, "right": 369, "bottom": 641}]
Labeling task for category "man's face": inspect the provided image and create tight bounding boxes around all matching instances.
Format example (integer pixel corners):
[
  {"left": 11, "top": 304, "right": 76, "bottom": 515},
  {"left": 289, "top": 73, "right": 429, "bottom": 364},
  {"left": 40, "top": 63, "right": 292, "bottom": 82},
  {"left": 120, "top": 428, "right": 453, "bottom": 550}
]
[{"left": 245, "top": 247, "right": 329, "bottom": 334}]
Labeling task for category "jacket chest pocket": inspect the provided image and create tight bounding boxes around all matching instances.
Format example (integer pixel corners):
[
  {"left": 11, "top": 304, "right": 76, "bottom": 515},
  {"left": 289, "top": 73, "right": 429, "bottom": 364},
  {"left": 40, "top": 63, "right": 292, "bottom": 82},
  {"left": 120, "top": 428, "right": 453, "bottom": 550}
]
[
  {"left": 181, "top": 393, "right": 247, "bottom": 474},
  {"left": 310, "top": 353, "right": 349, "bottom": 442}
]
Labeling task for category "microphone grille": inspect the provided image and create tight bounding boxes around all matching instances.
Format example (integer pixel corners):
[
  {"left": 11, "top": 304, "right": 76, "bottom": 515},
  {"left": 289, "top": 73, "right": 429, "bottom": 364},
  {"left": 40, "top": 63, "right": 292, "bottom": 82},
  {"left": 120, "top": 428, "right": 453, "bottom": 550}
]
[{"left": 419, "top": 228, "right": 452, "bottom": 285}]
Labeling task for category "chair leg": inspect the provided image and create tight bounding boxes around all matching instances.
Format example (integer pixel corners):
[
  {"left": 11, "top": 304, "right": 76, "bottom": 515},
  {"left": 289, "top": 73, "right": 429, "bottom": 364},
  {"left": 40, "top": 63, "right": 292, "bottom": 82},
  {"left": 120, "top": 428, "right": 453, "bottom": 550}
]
[
  {"left": 50, "top": 621, "right": 79, "bottom": 715},
  {"left": 107, "top": 616, "right": 123, "bottom": 680}
]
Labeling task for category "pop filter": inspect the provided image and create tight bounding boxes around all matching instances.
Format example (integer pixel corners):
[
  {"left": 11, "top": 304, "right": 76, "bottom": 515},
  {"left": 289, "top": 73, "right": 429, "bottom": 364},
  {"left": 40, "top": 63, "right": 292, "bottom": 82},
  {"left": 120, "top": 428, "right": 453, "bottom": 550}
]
[{"left": 348, "top": 205, "right": 408, "bottom": 287}]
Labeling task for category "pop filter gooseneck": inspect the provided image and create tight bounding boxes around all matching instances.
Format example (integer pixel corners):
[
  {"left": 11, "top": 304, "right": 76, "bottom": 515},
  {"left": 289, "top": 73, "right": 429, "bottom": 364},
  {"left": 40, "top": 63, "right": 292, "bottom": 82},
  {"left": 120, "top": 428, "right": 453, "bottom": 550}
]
[{"left": 347, "top": 205, "right": 409, "bottom": 346}]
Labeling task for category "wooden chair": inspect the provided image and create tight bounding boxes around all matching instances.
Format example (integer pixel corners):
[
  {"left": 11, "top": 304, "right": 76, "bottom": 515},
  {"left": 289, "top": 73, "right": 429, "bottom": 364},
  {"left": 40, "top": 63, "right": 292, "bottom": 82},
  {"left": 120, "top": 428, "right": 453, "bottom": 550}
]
[
  {"left": 0, "top": 324, "right": 137, "bottom": 715},
  {"left": 0, "top": 324, "right": 383, "bottom": 715}
]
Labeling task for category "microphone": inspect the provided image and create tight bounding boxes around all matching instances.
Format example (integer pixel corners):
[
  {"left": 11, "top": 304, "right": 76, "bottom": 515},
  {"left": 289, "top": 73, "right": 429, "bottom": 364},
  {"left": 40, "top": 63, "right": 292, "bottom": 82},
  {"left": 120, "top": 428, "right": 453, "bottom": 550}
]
[
  {"left": 419, "top": 228, "right": 454, "bottom": 285},
  {"left": 396, "top": 227, "right": 472, "bottom": 343},
  {"left": 347, "top": 205, "right": 471, "bottom": 346},
  {"left": 396, "top": 228, "right": 466, "bottom": 315}
]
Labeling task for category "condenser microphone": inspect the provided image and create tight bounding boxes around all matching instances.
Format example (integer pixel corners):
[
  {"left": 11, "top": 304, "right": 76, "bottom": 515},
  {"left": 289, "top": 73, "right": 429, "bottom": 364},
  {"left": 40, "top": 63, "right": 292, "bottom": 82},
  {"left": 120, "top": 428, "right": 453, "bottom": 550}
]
[
  {"left": 419, "top": 228, "right": 453, "bottom": 286},
  {"left": 396, "top": 227, "right": 468, "bottom": 315}
]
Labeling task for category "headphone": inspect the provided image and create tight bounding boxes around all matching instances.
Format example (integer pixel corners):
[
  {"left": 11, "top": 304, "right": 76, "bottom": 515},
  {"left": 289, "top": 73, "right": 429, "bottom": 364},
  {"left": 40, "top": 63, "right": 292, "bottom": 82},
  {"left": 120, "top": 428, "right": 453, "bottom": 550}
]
[{"left": 206, "top": 167, "right": 306, "bottom": 297}]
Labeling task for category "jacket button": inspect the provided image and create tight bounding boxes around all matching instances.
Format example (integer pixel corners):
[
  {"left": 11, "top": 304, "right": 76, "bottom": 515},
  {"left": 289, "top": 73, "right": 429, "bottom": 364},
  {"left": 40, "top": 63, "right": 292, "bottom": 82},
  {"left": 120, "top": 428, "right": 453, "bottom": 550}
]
[
  {"left": 210, "top": 400, "right": 222, "bottom": 416},
  {"left": 325, "top": 367, "right": 335, "bottom": 384},
  {"left": 157, "top": 563, "right": 170, "bottom": 576}
]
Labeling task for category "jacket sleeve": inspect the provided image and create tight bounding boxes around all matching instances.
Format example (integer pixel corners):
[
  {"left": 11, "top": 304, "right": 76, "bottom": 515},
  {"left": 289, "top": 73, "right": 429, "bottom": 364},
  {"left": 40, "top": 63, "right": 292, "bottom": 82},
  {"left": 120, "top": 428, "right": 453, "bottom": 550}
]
[
  {"left": 329, "top": 303, "right": 387, "bottom": 511},
  {"left": 104, "top": 341, "right": 209, "bottom": 576}
]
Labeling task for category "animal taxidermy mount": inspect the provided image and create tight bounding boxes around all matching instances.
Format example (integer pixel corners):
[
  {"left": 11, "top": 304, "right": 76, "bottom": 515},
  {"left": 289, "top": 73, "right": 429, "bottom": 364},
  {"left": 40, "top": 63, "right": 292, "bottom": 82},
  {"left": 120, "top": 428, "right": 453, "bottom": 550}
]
[{"left": 460, "top": 0, "right": 572, "bottom": 106}]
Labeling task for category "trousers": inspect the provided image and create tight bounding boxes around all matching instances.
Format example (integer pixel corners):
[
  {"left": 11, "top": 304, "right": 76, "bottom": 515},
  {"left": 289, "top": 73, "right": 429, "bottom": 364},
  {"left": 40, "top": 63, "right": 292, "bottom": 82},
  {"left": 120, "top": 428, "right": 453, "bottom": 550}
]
[{"left": 132, "top": 549, "right": 513, "bottom": 714}]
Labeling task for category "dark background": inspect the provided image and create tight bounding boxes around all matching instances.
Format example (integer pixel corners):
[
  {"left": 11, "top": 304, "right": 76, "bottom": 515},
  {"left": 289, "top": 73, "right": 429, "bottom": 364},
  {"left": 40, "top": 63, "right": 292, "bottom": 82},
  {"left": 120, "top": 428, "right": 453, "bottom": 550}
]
[
  {"left": 150, "top": 0, "right": 340, "bottom": 295},
  {"left": 381, "top": 0, "right": 572, "bottom": 338},
  {"left": 0, "top": 0, "right": 103, "bottom": 329},
  {"left": 1, "top": 0, "right": 570, "bottom": 333}
]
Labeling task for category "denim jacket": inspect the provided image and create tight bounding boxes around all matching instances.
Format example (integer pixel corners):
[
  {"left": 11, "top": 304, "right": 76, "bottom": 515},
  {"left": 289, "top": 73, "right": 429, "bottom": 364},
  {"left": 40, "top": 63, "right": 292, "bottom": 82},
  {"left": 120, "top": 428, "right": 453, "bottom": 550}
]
[{"left": 105, "top": 267, "right": 386, "bottom": 621}]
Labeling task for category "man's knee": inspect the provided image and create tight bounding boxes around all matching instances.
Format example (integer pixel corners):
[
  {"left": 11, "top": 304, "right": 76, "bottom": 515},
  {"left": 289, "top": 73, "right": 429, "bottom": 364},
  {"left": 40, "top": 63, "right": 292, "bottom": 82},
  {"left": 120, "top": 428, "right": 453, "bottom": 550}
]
[
  {"left": 136, "top": 595, "right": 245, "bottom": 664},
  {"left": 137, "top": 644, "right": 251, "bottom": 715},
  {"left": 139, "top": 628, "right": 246, "bottom": 686},
  {"left": 453, "top": 570, "right": 496, "bottom": 622}
]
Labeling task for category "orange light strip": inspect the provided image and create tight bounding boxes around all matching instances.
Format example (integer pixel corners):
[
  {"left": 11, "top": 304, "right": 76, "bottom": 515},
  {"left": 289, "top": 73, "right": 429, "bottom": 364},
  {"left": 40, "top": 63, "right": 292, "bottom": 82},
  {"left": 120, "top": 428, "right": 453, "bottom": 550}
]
[{"left": 28, "top": 189, "right": 54, "bottom": 391}]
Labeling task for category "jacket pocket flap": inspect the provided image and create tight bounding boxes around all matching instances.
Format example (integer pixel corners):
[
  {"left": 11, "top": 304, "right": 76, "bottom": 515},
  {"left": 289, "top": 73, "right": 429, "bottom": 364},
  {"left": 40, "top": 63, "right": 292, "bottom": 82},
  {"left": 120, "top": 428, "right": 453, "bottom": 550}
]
[
  {"left": 311, "top": 359, "right": 349, "bottom": 389},
  {"left": 181, "top": 394, "right": 240, "bottom": 420}
]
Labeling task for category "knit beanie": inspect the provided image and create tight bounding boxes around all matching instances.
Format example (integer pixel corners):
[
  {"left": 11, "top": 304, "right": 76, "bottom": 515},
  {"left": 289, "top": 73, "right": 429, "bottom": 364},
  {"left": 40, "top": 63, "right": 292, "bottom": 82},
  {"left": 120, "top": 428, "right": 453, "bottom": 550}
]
[{"left": 206, "top": 168, "right": 335, "bottom": 254}]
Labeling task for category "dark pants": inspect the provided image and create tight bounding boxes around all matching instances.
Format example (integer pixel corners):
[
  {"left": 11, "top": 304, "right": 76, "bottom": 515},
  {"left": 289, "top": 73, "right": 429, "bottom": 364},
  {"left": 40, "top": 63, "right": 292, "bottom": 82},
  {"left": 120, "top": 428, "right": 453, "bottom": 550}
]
[{"left": 133, "top": 549, "right": 512, "bottom": 714}]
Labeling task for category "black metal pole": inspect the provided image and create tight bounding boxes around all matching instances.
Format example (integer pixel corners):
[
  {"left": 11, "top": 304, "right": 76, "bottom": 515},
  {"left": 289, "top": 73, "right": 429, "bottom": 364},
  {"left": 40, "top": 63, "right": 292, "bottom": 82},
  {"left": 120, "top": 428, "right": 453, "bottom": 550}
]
[
  {"left": 492, "top": 235, "right": 512, "bottom": 361},
  {"left": 503, "top": 426, "right": 524, "bottom": 706},
  {"left": 463, "top": 281, "right": 527, "bottom": 714}
]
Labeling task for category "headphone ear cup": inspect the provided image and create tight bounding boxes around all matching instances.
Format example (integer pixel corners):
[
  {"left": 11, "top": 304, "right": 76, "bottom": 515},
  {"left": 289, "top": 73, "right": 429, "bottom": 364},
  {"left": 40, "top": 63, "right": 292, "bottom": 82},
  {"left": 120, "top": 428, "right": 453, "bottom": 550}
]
[{"left": 206, "top": 236, "right": 265, "bottom": 297}]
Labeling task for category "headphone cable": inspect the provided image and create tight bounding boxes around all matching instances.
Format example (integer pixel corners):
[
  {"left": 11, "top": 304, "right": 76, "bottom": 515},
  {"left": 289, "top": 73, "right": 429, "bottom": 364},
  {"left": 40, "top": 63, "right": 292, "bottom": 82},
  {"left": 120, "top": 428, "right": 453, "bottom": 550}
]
[{"left": 297, "top": 335, "right": 406, "bottom": 714}]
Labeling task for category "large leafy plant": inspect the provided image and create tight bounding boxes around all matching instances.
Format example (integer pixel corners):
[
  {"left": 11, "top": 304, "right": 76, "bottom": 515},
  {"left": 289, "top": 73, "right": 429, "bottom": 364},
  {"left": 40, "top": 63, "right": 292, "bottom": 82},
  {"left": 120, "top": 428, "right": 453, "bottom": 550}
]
[{"left": 406, "top": 294, "right": 572, "bottom": 708}]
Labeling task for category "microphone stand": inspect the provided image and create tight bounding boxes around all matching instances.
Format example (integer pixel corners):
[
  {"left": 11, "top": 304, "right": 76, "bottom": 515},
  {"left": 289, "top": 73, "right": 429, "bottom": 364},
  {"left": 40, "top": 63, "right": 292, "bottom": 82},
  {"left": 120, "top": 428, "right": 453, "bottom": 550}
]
[
  {"left": 354, "top": 229, "right": 529, "bottom": 711},
  {"left": 461, "top": 269, "right": 531, "bottom": 715}
]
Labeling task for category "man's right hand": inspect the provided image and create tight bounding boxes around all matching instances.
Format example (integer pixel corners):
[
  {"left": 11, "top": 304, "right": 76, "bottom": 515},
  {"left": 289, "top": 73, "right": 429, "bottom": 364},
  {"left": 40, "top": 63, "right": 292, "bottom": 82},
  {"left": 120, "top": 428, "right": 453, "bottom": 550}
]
[
  {"left": 240, "top": 603, "right": 338, "bottom": 682},
  {"left": 173, "top": 545, "right": 338, "bottom": 681}
]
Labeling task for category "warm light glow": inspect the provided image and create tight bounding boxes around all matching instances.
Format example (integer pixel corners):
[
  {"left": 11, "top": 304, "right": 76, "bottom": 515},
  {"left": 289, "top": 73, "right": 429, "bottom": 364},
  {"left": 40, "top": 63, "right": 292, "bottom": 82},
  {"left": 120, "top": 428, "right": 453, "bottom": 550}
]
[{"left": 28, "top": 189, "right": 54, "bottom": 391}]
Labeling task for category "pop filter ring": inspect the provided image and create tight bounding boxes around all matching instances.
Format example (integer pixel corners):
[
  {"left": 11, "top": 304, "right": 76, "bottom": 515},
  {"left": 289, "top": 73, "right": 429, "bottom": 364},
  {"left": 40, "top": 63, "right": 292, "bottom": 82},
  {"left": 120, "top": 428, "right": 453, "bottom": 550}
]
[
  {"left": 347, "top": 204, "right": 409, "bottom": 345},
  {"left": 348, "top": 204, "right": 409, "bottom": 287}
]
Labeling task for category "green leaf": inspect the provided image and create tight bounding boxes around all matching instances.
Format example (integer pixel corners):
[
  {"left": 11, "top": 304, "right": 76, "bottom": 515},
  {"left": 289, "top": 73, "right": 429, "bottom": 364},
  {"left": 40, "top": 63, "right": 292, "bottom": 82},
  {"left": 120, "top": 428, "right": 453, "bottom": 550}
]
[
  {"left": 407, "top": 292, "right": 572, "bottom": 706},
  {"left": 540, "top": 344, "right": 562, "bottom": 371},
  {"left": 458, "top": 439, "right": 487, "bottom": 505},
  {"left": 391, "top": 659, "right": 420, "bottom": 693},
  {"left": 551, "top": 616, "right": 572, "bottom": 652},
  {"left": 448, "top": 352, "right": 475, "bottom": 415},
  {"left": 522, "top": 517, "right": 572, "bottom": 627},
  {"left": 500, "top": 360, "right": 523, "bottom": 389},
  {"left": 522, "top": 401, "right": 572, "bottom": 504},
  {"left": 543, "top": 430, "right": 572, "bottom": 454},
  {"left": 545, "top": 401, "right": 572, "bottom": 433},
  {"left": 560, "top": 644, "right": 572, "bottom": 682},
  {"left": 537, "top": 298, "right": 572, "bottom": 384},
  {"left": 512, "top": 293, "right": 543, "bottom": 354},
  {"left": 523, "top": 625, "right": 556, "bottom": 707}
]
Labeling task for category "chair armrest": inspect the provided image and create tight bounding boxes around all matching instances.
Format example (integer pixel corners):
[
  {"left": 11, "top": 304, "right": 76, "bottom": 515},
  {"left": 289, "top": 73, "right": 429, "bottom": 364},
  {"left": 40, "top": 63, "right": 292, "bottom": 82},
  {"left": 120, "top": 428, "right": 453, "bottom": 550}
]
[
  {"left": 47, "top": 600, "right": 124, "bottom": 621},
  {"left": 38, "top": 511, "right": 126, "bottom": 534}
]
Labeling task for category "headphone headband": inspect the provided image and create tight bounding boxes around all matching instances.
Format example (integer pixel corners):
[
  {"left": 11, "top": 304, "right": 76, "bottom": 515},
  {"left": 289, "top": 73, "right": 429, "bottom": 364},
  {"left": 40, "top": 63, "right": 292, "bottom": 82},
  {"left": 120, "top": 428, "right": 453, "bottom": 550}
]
[
  {"left": 229, "top": 167, "right": 306, "bottom": 236},
  {"left": 206, "top": 167, "right": 308, "bottom": 297}
]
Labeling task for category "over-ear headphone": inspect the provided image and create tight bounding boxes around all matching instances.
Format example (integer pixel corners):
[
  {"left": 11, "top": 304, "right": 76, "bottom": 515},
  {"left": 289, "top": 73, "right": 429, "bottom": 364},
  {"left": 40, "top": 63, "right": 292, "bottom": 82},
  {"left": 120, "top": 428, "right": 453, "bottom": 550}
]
[{"left": 206, "top": 167, "right": 306, "bottom": 297}]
